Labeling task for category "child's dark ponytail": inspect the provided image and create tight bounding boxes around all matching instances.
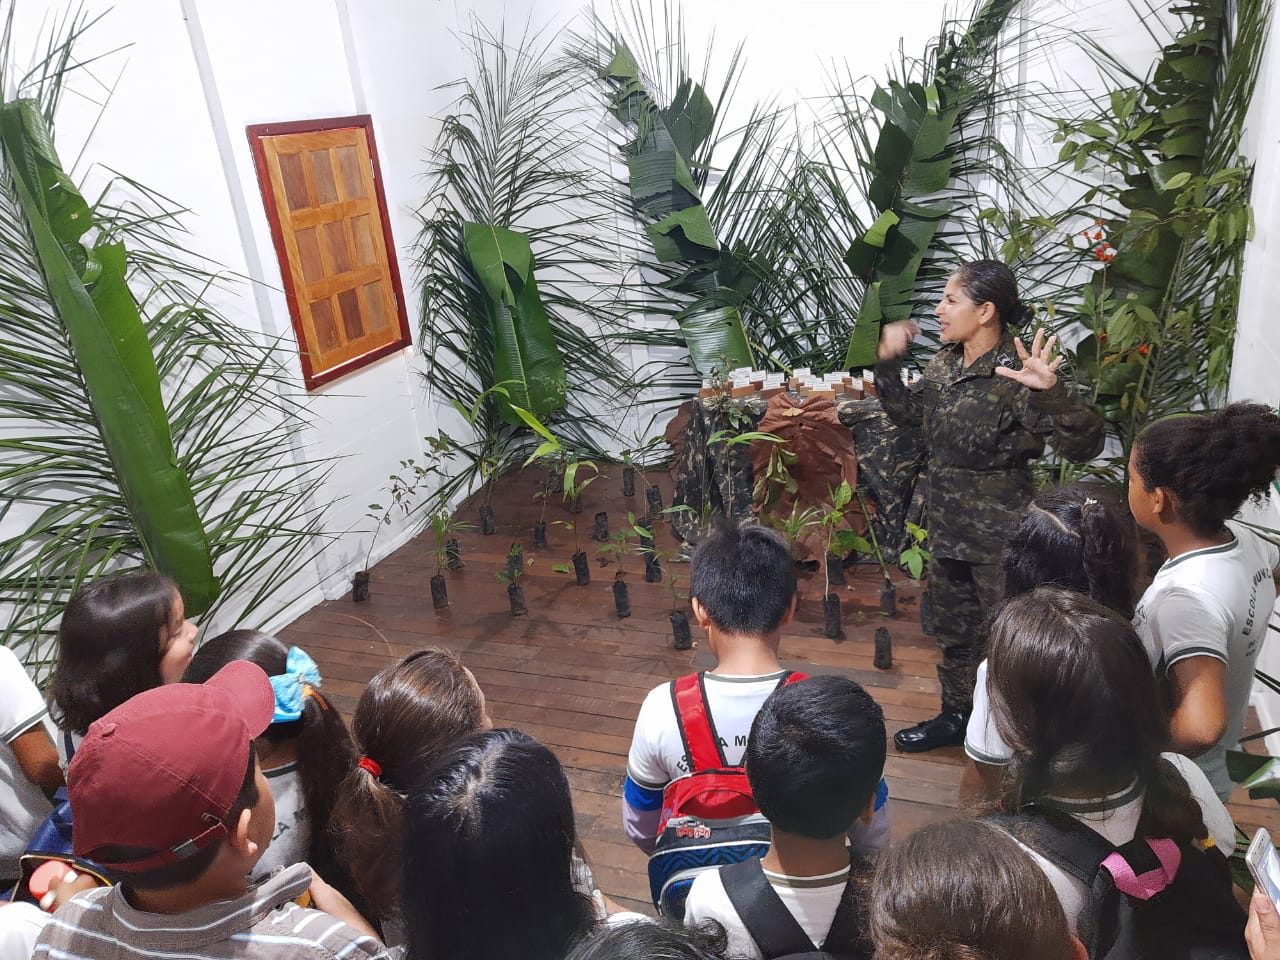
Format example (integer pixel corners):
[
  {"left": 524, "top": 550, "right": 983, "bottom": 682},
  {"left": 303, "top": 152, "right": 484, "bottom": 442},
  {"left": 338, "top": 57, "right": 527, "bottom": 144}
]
[
  {"left": 330, "top": 648, "right": 487, "bottom": 920},
  {"left": 1134, "top": 402, "right": 1280, "bottom": 536},
  {"left": 184, "top": 631, "right": 358, "bottom": 892},
  {"left": 1003, "top": 484, "right": 1140, "bottom": 618}
]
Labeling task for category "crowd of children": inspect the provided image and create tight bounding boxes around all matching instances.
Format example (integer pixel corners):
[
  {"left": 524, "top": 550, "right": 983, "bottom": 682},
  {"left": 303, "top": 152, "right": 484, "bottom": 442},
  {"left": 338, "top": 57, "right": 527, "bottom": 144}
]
[{"left": 0, "top": 397, "right": 1278, "bottom": 960}]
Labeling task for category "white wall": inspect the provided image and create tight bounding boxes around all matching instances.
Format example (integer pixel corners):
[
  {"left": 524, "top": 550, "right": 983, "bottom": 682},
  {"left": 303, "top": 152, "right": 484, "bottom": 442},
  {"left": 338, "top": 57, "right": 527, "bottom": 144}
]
[{"left": 1230, "top": 0, "right": 1280, "bottom": 747}]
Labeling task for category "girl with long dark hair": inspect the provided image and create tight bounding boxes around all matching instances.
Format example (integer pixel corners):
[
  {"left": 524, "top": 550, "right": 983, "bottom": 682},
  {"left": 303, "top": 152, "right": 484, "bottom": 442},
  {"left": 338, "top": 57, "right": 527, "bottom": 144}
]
[
  {"left": 50, "top": 571, "right": 197, "bottom": 764},
  {"left": 985, "top": 587, "right": 1235, "bottom": 933},
  {"left": 402, "top": 729, "right": 597, "bottom": 960}
]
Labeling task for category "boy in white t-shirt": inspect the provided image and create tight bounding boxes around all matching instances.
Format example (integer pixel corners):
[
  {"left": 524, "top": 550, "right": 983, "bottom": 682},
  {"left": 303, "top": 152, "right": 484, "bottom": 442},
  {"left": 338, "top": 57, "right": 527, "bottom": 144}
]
[
  {"left": 684, "top": 676, "right": 885, "bottom": 959},
  {"left": 1127, "top": 403, "right": 1280, "bottom": 800},
  {"left": 622, "top": 526, "right": 889, "bottom": 853},
  {"left": 0, "top": 646, "right": 62, "bottom": 883}
]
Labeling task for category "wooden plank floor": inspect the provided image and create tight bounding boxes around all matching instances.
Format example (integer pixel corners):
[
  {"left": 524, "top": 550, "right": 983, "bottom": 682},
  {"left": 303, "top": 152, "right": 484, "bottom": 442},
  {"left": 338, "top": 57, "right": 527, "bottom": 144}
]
[{"left": 279, "top": 465, "right": 1277, "bottom": 912}]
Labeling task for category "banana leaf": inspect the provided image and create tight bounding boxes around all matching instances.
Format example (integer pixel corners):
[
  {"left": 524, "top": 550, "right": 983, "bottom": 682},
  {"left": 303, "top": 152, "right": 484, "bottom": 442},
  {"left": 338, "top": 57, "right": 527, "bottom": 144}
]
[
  {"left": 0, "top": 98, "right": 218, "bottom": 614},
  {"left": 461, "top": 221, "right": 566, "bottom": 425},
  {"left": 842, "top": 0, "right": 1019, "bottom": 367},
  {"left": 596, "top": 40, "right": 754, "bottom": 375}
]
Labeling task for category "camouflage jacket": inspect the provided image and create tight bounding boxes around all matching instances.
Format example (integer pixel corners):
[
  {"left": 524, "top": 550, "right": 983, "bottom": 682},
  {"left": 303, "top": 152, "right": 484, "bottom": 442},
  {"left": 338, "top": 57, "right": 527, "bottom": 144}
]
[{"left": 875, "top": 331, "right": 1105, "bottom": 562}]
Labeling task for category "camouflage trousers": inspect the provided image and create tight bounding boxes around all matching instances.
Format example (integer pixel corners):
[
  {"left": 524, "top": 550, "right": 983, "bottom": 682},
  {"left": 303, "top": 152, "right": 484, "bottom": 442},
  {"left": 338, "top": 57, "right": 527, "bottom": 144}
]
[{"left": 928, "top": 558, "right": 1003, "bottom": 712}]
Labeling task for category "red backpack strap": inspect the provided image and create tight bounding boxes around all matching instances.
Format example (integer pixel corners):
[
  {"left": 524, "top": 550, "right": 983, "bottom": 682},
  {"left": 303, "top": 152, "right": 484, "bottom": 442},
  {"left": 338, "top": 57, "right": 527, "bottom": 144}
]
[{"left": 671, "top": 673, "right": 727, "bottom": 772}]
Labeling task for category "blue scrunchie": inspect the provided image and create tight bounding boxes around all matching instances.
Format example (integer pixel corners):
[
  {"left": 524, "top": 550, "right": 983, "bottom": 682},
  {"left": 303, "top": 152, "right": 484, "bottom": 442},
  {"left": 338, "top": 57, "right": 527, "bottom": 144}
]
[{"left": 269, "top": 646, "right": 322, "bottom": 723}]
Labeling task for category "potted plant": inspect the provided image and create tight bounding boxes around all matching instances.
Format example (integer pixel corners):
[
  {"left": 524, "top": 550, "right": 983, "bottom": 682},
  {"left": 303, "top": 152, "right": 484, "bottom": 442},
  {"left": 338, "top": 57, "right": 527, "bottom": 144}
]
[
  {"left": 427, "top": 509, "right": 472, "bottom": 610},
  {"left": 354, "top": 458, "right": 435, "bottom": 601},
  {"left": 598, "top": 513, "right": 653, "bottom": 619},
  {"left": 769, "top": 501, "right": 823, "bottom": 568},
  {"left": 852, "top": 489, "right": 897, "bottom": 617},
  {"left": 817, "top": 481, "right": 857, "bottom": 639},
  {"left": 638, "top": 516, "right": 662, "bottom": 582},
  {"left": 706, "top": 426, "right": 783, "bottom": 525},
  {"left": 552, "top": 455, "right": 599, "bottom": 586},
  {"left": 495, "top": 557, "right": 528, "bottom": 616}
]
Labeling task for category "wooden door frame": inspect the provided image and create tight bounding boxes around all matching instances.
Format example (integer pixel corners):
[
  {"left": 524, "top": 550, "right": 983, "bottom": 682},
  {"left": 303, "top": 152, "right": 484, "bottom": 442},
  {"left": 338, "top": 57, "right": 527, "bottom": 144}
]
[{"left": 247, "top": 114, "right": 413, "bottom": 390}]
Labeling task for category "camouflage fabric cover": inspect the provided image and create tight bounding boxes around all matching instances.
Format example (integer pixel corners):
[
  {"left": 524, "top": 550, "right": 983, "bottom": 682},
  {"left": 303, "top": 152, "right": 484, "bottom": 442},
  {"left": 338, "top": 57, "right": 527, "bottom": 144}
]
[
  {"left": 667, "top": 394, "right": 767, "bottom": 547},
  {"left": 874, "top": 330, "right": 1105, "bottom": 563},
  {"left": 835, "top": 396, "right": 924, "bottom": 563},
  {"left": 928, "top": 558, "right": 1004, "bottom": 711},
  {"left": 667, "top": 392, "right": 917, "bottom": 559}
]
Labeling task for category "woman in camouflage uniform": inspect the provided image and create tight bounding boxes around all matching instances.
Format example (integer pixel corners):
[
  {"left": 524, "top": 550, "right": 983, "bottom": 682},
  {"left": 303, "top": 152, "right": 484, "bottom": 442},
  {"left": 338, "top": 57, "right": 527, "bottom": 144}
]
[{"left": 874, "top": 261, "right": 1104, "bottom": 753}]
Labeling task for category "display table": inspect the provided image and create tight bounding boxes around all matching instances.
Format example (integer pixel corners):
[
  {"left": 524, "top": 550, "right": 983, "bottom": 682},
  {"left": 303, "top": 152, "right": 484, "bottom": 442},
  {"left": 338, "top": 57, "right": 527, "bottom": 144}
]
[{"left": 663, "top": 391, "right": 922, "bottom": 559}]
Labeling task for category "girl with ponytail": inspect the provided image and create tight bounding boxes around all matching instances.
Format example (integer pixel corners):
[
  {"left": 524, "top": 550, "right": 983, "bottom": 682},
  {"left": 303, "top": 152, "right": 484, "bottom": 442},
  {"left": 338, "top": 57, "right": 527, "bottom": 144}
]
[
  {"left": 329, "top": 649, "right": 491, "bottom": 942},
  {"left": 183, "top": 630, "right": 358, "bottom": 889},
  {"left": 964, "top": 484, "right": 1142, "bottom": 783},
  {"left": 985, "top": 588, "right": 1236, "bottom": 932},
  {"left": 1129, "top": 402, "right": 1280, "bottom": 799}
]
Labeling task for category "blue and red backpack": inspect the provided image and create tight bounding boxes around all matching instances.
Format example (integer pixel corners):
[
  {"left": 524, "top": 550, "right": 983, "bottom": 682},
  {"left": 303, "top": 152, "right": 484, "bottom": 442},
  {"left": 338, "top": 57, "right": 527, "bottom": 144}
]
[{"left": 647, "top": 670, "right": 806, "bottom": 918}]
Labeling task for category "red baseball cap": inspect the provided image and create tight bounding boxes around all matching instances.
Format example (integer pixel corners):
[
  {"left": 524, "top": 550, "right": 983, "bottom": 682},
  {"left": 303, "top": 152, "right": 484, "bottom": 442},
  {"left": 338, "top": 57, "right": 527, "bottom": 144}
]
[{"left": 68, "top": 660, "right": 274, "bottom": 873}]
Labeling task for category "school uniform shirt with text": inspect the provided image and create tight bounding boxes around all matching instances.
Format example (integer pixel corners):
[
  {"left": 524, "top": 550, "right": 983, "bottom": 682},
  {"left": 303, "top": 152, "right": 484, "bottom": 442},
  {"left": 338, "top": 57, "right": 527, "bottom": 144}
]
[
  {"left": 623, "top": 671, "right": 889, "bottom": 852},
  {"left": 1134, "top": 521, "right": 1279, "bottom": 799}
]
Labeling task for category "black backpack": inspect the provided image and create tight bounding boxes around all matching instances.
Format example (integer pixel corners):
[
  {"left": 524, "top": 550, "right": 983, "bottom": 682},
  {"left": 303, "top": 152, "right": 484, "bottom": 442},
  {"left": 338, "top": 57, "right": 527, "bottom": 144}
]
[
  {"left": 987, "top": 810, "right": 1246, "bottom": 960},
  {"left": 719, "top": 856, "right": 871, "bottom": 960}
]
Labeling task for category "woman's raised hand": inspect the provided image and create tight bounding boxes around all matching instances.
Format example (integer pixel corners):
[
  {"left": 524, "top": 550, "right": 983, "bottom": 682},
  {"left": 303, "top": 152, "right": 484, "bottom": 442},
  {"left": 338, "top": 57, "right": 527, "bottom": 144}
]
[
  {"left": 877, "top": 321, "right": 920, "bottom": 361},
  {"left": 995, "top": 328, "right": 1063, "bottom": 391}
]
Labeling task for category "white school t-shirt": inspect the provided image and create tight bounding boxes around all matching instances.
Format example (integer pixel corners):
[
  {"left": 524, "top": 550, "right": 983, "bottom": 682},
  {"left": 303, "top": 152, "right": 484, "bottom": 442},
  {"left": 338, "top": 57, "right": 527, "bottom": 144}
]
[
  {"left": 0, "top": 646, "right": 55, "bottom": 878},
  {"left": 1017, "top": 752, "right": 1235, "bottom": 936},
  {"left": 683, "top": 862, "right": 852, "bottom": 960},
  {"left": 1133, "top": 522, "right": 1279, "bottom": 798},
  {"left": 627, "top": 671, "right": 796, "bottom": 787},
  {"left": 253, "top": 762, "right": 310, "bottom": 880}
]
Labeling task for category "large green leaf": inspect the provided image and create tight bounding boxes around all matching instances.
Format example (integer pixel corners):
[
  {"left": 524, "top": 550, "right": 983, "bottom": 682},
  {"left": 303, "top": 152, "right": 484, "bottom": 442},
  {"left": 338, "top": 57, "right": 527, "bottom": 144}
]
[
  {"left": 845, "top": 282, "right": 884, "bottom": 368},
  {"left": 0, "top": 99, "right": 218, "bottom": 614},
  {"left": 673, "top": 302, "right": 753, "bottom": 373},
  {"left": 842, "top": 0, "right": 1017, "bottom": 366},
  {"left": 461, "top": 221, "right": 567, "bottom": 425},
  {"left": 596, "top": 38, "right": 756, "bottom": 375}
]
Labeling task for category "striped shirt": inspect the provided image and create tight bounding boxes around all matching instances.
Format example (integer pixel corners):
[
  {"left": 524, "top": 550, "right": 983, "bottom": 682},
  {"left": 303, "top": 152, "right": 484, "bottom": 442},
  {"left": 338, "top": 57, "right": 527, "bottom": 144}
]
[{"left": 34, "top": 862, "right": 391, "bottom": 960}]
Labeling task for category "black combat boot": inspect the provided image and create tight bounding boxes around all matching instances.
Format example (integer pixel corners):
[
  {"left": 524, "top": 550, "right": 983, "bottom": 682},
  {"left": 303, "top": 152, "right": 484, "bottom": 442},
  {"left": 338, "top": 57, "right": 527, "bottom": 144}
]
[{"left": 893, "top": 707, "right": 969, "bottom": 753}]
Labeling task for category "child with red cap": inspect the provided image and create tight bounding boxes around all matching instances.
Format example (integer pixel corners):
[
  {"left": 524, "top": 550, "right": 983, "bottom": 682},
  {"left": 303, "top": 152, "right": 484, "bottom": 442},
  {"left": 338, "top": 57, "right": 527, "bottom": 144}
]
[{"left": 32, "top": 659, "right": 390, "bottom": 960}]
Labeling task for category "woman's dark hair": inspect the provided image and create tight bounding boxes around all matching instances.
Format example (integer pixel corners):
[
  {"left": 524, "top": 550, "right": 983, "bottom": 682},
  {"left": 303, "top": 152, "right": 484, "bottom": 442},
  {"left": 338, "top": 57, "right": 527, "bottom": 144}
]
[
  {"left": 869, "top": 818, "right": 1075, "bottom": 960},
  {"left": 331, "top": 648, "right": 486, "bottom": 916},
  {"left": 565, "top": 920, "right": 728, "bottom": 960},
  {"left": 1133, "top": 402, "right": 1280, "bottom": 537},
  {"left": 690, "top": 524, "right": 797, "bottom": 635},
  {"left": 50, "top": 571, "right": 179, "bottom": 735},
  {"left": 987, "top": 587, "right": 1209, "bottom": 844},
  {"left": 953, "top": 259, "right": 1032, "bottom": 331},
  {"left": 402, "top": 728, "right": 595, "bottom": 960},
  {"left": 183, "top": 631, "right": 356, "bottom": 881},
  {"left": 1003, "top": 483, "right": 1141, "bottom": 618}
]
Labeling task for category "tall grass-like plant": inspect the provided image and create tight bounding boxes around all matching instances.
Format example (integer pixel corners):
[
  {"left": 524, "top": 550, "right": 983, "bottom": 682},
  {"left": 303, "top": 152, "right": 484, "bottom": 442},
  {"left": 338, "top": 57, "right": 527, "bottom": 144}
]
[
  {"left": 1043, "top": 0, "right": 1272, "bottom": 475},
  {"left": 0, "top": 8, "right": 332, "bottom": 679},
  {"left": 415, "top": 23, "right": 634, "bottom": 497}
]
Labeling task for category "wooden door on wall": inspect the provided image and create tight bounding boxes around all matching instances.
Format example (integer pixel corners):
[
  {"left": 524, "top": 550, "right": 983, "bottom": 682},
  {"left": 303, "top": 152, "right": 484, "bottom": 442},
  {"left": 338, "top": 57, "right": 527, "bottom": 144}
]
[{"left": 248, "top": 116, "right": 412, "bottom": 389}]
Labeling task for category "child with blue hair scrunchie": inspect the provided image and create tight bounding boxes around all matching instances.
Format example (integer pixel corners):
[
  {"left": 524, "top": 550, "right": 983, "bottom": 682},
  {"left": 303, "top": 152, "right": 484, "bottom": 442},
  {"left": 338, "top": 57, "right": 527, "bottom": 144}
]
[{"left": 184, "top": 631, "right": 360, "bottom": 901}]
